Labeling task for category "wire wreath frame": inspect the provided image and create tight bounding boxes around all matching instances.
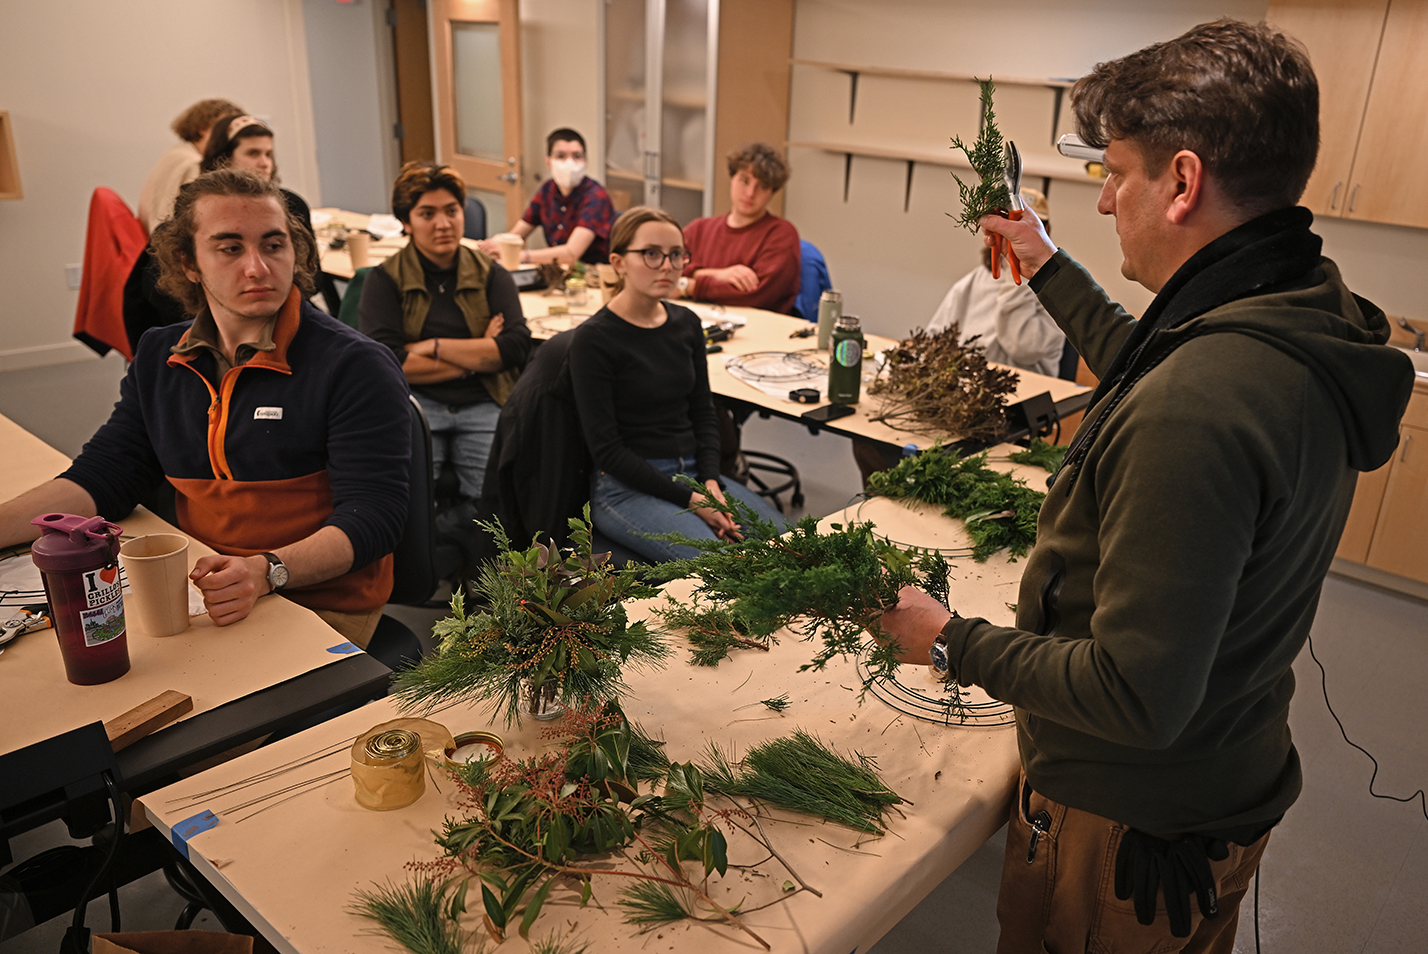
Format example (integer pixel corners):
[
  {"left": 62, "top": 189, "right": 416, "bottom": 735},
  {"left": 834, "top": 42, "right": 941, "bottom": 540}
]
[
  {"left": 724, "top": 349, "right": 828, "bottom": 384},
  {"left": 844, "top": 495, "right": 977, "bottom": 558},
  {"left": 855, "top": 643, "right": 1016, "bottom": 727}
]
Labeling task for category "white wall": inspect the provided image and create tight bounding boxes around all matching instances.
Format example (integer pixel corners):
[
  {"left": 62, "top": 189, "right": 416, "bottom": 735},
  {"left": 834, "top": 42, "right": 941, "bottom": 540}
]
[
  {"left": 302, "top": 0, "right": 399, "bottom": 214},
  {"left": 785, "top": 0, "right": 1428, "bottom": 341},
  {"left": 0, "top": 0, "right": 319, "bottom": 370}
]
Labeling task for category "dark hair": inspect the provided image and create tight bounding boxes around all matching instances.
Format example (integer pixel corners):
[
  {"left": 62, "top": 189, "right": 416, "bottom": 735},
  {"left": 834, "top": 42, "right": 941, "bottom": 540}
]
[
  {"left": 171, "top": 99, "right": 244, "bottom": 144},
  {"left": 608, "top": 206, "right": 683, "bottom": 295},
  {"left": 546, "top": 128, "right": 586, "bottom": 155},
  {"left": 726, "top": 142, "right": 790, "bottom": 193},
  {"left": 201, "top": 112, "right": 279, "bottom": 182},
  {"left": 391, "top": 161, "right": 467, "bottom": 223},
  {"left": 1071, "top": 18, "right": 1318, "bottom": 215},
  {"left": 150, "top": 170, "right": 317, "bottom": 316}
]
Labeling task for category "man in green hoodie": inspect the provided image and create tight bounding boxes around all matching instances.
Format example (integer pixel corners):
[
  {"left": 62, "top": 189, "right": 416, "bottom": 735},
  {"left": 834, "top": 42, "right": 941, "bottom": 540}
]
[{"left": 880, "top": 19, "right": 1416, "bottom": 954}]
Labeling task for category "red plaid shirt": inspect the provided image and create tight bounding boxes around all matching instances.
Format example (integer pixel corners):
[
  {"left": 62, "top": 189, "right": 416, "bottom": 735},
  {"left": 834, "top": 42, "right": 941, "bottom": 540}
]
[{"left": 520, "top": 177, "right": 615, "bottom": 265}]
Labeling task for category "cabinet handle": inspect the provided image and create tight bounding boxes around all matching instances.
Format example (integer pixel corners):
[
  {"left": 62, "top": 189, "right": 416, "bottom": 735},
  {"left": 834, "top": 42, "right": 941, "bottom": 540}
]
[
  {"left": 1329, "top": 181, "right": 1341, "bottom": 210},
  {"left": 1349, "top": 183, "right": 1361, "bottom": 213},
  {"left": 1402, "top": 432, "right": 1412, "bottom": 463}
]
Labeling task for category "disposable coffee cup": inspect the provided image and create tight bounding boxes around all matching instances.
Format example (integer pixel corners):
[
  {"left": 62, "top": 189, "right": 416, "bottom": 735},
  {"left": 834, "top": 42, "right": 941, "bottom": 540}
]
[
  {"left": 119, "top": 533, "right": 192, "bottom": 637},
  {"left": 347, "top": 230, "right": 372, "bottom": 270},
  {"left": 496, "top": 233, "right": 524, "bottom": 270},
  {"left": 597, "top": 264, "right": 618, "bottom": 304}
]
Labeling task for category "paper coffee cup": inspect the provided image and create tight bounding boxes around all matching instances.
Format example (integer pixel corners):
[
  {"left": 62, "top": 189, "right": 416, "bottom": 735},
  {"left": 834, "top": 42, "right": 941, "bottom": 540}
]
[
  {"left": 119, "top": 533, "right": 192, "bottom": 637},
  {"left": 496, "top": 233, "right": 524, "bottom": 270},
  {"left": 347, "top": 231, "right": 372, "bottom": 270}
]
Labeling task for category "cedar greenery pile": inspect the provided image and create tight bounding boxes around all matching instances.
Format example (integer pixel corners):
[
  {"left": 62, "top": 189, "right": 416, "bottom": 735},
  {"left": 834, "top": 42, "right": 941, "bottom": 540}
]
[
  {"left": 867, "top": 444, "right": 1045, "bottom": 561},
  {"left": 391, "top": 509, "right": 670, "bottom": 726},
  {"left": 868, "top": 326, "right": 1020, "bottom": 442},
  {"left": 949, "top": 78, "right": 1012, "bottom": 233},
  {"left": 653, "top": 477, "right": 950, "bottom": 682}
]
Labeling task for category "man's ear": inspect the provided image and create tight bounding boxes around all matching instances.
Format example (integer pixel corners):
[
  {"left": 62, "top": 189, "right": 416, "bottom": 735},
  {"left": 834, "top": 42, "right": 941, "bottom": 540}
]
[
  {"left": 1165, "top": 150, "right": 1205, "bottom": 225},
  {"left": 181, "top": 255, "right": 201, "bottom": 285}
]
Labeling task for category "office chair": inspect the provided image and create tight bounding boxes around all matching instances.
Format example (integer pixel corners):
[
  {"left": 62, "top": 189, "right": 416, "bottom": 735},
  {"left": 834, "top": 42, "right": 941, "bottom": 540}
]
[
  {"left": 463, "top": 196, "right": 488, "bottom": 241},
  {"left": 791, "top": 240, "right": 832, "bottom": 322},
  {"left": 0, "top": 722, "right": 124, "bottom": 952},
  {"left": 336, "top": 266, "right": 374, "bottom": 330},
  {"left": 365, "top": 396, "right": 439, "bottom": 672}
]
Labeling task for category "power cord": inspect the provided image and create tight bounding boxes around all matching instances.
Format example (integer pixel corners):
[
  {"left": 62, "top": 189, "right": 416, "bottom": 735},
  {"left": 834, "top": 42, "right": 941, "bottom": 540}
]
[{"left": 1307, "top": 634, "right": 1428, "bottom": 821}]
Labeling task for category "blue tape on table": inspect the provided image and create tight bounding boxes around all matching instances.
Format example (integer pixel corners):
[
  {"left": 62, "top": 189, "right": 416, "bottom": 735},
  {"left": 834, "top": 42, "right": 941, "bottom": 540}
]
[
  {"left": 171, "top": 809, "right": 219, "bottom": 860},
  {"left": 326, "top": 641, "right": 361, "bottom": 654}
]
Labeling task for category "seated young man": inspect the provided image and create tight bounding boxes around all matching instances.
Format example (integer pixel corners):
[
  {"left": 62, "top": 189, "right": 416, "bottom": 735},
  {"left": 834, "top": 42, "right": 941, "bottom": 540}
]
[
  {"left": 480, "top": 127, "right": 615, "bottom": 266},
  {"left": 0, "top": 170, "right": 411, "bottom": 647},
  {"left": 676, "top": 143, "right": 801, "bottom": 313},
  {"left": 137, "top": 98, "right": 243, "bottom": 231}
]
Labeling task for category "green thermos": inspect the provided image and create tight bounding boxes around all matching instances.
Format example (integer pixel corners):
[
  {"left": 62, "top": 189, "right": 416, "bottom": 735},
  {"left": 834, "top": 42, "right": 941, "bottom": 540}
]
[{"left": 828, "top": 315, "right": 864, "bottom": 404}]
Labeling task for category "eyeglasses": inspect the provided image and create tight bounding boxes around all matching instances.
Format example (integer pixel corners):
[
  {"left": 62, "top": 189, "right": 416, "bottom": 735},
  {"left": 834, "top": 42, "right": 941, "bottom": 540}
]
[{"left": 621, "top": 247, "right": 689, "bottom": 269}]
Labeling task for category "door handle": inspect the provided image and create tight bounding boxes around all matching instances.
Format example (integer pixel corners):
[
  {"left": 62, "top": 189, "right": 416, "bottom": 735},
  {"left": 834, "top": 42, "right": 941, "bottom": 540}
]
[
  {"left": 1348, "top": 183, "right": 1361, "bottom": 213},
  {"left": 1329, "top": 180, "right": 1341, "bottom": 210},
  {"left": 1402, "top": 432, "right": 1412, "bottom": 463},
  {"left": 497, "top": 171, "right": 518, "bottom": 185}
]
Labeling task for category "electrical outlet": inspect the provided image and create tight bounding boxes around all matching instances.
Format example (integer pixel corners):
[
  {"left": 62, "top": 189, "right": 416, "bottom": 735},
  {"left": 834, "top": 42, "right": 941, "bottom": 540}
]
[{"left": 64, "top": 264, "right": 82, "bottom": 291}]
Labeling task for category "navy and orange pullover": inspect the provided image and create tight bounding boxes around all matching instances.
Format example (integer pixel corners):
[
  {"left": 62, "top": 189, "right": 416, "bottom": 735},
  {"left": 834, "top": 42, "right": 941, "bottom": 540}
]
[{"left": 63, "top": 290, "right": 411, "bottom": 614}]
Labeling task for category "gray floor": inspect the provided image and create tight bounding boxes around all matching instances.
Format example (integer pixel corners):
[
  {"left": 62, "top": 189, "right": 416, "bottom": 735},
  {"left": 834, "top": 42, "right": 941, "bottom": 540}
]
[{"left": 3, "top": 355, "right": 1426, "bottom": 952}]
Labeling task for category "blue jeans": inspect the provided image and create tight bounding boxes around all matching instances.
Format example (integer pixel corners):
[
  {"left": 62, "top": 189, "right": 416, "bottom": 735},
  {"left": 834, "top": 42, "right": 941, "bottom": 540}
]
[
  {"left": 413, "top": 393, "right": 500, "bottom": 501},
  {"left": 589, "top": 457, "right": 792, "bottom": 563}
]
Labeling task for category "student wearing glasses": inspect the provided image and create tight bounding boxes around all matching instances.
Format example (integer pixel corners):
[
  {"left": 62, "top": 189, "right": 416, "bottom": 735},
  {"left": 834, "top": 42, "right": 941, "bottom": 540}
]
[{"left": 569, "top": 207, "right": 788, "bottom": 562}]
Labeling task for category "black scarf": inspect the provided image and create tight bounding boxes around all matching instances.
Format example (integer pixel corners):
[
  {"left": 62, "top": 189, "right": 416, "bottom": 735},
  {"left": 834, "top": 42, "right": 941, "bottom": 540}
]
[{"left": 1061, "top": 206, "right": 1323, "bottom": 488}]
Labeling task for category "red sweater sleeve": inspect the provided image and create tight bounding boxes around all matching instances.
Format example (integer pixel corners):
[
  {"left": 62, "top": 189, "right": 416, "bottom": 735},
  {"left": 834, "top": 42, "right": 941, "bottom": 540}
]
[{"left": 684, "top": 215, "right": 802, "bottom": 313}]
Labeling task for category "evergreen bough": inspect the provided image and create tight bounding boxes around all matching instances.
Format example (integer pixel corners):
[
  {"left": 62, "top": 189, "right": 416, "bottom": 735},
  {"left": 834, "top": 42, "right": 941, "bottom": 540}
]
[
  {"left": 949, "top": 78, "right": 1012, "bottom": 233},
  {"left": 867, "top": 444, "right": 1045, "bottom": 561},
  {"left": 391, "top": 508, "right": 670, "bottom": 725},
  {"left": 653, "top": 476, "right": 949, "bottom": 683}
]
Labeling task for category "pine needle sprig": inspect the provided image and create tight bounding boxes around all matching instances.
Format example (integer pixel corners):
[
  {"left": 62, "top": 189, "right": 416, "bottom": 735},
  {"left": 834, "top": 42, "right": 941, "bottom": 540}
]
[
  {"left": 868, "top": 326, "right": 1020, "bottom": 442},
  {"left": 350, "top": 877, "right": 474, "bottom": 954},
  {"left": 867, "top": 444, "right": 1044, "bottom": 561},
  {"left": 697, "top": 731, "right": 903, "bottom": 835},
  {"left": 654, "top": 597, "right": 770, "bottom": 667},
  {"left": 949, "top": 78, "right": 1012, "bottom": 233},
  {"left": 618, "top": 880, "right": 696, "bottom": 928},
  {"left": 1007, "top": 437, "right": 1068, "bottom": 473},
  {"left": 391, "top": 508, "right": 671, "bottom": 725},
  {"left": 654, "top": 477, "right": 949, "bottom": 685},
  {"left": 530, "top": 931, "right": 589, "bottom": 954}
]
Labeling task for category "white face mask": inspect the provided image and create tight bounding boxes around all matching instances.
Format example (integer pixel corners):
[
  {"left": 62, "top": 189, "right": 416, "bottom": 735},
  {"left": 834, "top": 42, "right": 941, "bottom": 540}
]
[{"left": 550, "top": 158, "right": 586, "bottom": 191}]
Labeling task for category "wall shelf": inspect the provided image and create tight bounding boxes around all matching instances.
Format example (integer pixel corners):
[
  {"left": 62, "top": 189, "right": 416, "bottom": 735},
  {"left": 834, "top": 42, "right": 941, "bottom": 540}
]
[
  {"left": 606, "top": 166, "right": 704, "bottom": 192},
  {"left": 787, "top": 139, "right": 1103, "bottom": 185},
  {"left": 0, "top": 112, "right": 21, "bottom": 201},
  {"left": 790, "top": 58, "right": 1078, "bottom": 89}
]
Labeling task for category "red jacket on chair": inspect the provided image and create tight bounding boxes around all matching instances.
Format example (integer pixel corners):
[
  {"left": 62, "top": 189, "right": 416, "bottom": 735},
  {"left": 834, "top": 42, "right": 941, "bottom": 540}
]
[{"left": 74, "top": 188, "right": 147, "bottom": 360}]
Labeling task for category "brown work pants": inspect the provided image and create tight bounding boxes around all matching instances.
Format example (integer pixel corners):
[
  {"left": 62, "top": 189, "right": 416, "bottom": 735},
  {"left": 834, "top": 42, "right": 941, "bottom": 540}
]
[{"left": 995, "top": 774, "right": 1270, "bottom": 954}]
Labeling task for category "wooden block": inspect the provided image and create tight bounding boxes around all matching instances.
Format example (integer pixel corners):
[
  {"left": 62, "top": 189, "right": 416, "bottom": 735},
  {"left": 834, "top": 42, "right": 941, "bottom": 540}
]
[{"left": 104, "top": 690, "right": 193, "bottom": 752}]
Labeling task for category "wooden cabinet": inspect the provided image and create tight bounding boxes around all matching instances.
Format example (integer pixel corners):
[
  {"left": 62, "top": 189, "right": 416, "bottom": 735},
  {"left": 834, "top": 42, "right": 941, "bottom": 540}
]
[
  {"left": 1268, "top": 1, "right": 1428, "bottom": 229},
  {"left": 1337, "top": 383, "right": 1428, "bottom": 585},
  {"left": 0, "top": 111, "right": 20, "bottom": 200},
  {"left": 601, "top": 0, "right": 794, "bottom": 224}
]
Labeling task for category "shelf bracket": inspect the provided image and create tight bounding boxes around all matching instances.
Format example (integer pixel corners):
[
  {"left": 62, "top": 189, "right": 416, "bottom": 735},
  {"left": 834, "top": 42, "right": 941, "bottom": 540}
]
[
  {"left": 843, "top": 153, "right": 853, "bottom": 203},
  {"left": 845, "top": 70, "right": 860, "bottom": 125},
  {"left": 904, "top": 160, "right": 915, "bottom": 213}
]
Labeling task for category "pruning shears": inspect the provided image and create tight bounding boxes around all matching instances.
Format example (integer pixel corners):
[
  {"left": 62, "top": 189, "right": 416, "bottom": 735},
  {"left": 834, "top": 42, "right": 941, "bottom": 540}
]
[
  {"left": 0, "top": 603, "right": 51, "bottom": 655},
  {"left": 989, "top": 140, "right": 1025, "bottom": 285}
]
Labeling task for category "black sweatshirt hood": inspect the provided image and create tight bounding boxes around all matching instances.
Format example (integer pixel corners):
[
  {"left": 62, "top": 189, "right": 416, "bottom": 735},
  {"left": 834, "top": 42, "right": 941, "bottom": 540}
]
[{"left": 1071, "top": 207, "right": 1415, "bottom": 476}]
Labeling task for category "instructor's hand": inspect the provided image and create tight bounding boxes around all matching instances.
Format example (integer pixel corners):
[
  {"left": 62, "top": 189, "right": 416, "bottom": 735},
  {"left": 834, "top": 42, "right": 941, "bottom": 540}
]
[
  {"left": 980, "top": 207, "right": 1057, "bottom": 279},
  {"left": 877, "top": 585, "right": 953, "bottom": 665},
  {"left": 190, "top": 554, "right": 270, "bottom": 626}
]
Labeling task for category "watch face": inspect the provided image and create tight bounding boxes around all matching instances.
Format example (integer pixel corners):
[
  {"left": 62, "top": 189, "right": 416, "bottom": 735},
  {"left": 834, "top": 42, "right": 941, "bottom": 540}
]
[
  {"left": 930, "top": 638, "right": 950, "bottom": 673},
  {"left": 269, "top": 562, "right": 290, "bottom": 590}
]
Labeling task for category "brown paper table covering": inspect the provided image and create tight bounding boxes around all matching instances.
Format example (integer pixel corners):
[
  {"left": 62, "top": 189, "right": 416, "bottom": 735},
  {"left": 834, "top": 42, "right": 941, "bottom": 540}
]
[
  {"left": 137, "top": 473, "right": 1051, "bottom": 954},
  {"left": 0, "top": 413, "right": 365, "bottom": 756}
]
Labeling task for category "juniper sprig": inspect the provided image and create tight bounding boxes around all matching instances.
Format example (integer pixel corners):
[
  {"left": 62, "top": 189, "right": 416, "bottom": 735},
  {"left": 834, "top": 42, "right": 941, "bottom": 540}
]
[
  {"left": 1007, "top": 437, "right": 1068, "bottom": 473},
  {"left": 949, "top": 78, "right": 1012, "bottom": 233},
  {"left": 653, "top": 597, "right": 770, "bottom": 667},
  {"left": 654, "top": 477, "right": 950, "bottom": 685}
]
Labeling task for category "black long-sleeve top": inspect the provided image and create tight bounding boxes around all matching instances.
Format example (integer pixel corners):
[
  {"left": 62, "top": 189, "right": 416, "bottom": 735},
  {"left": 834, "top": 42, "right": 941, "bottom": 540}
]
[{"left": 567, "top": 303, "right": 720, "bottom": 506}]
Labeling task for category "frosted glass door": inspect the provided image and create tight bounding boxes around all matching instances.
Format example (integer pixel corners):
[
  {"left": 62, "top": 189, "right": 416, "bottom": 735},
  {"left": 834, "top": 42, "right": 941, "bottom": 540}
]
[{"left": 452, "top": 23, "right": 504, "bottom": 162}]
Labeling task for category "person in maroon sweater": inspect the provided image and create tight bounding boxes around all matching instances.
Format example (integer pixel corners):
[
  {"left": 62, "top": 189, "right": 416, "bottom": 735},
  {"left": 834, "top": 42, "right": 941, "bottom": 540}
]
[{"left": 677, "top": 143, "right": 801, "bottom": 314}]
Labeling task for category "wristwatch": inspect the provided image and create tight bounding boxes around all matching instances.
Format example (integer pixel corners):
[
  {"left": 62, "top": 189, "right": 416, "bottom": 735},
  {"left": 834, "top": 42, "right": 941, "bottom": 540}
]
[
  {"left": 677, "top": 276, "right": 691, "bottom": 296},
  {"left": 930, "top": 610, "right": 961, "bottom": 678},
  {"left": 261, "top": 552, "right": 289, "bottom": 593}
]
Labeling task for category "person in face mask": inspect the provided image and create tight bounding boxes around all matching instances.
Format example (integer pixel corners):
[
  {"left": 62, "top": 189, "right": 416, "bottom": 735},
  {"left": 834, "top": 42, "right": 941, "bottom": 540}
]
[{"left": 480, "top": 128, "right": 616, "bottom": 267}]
